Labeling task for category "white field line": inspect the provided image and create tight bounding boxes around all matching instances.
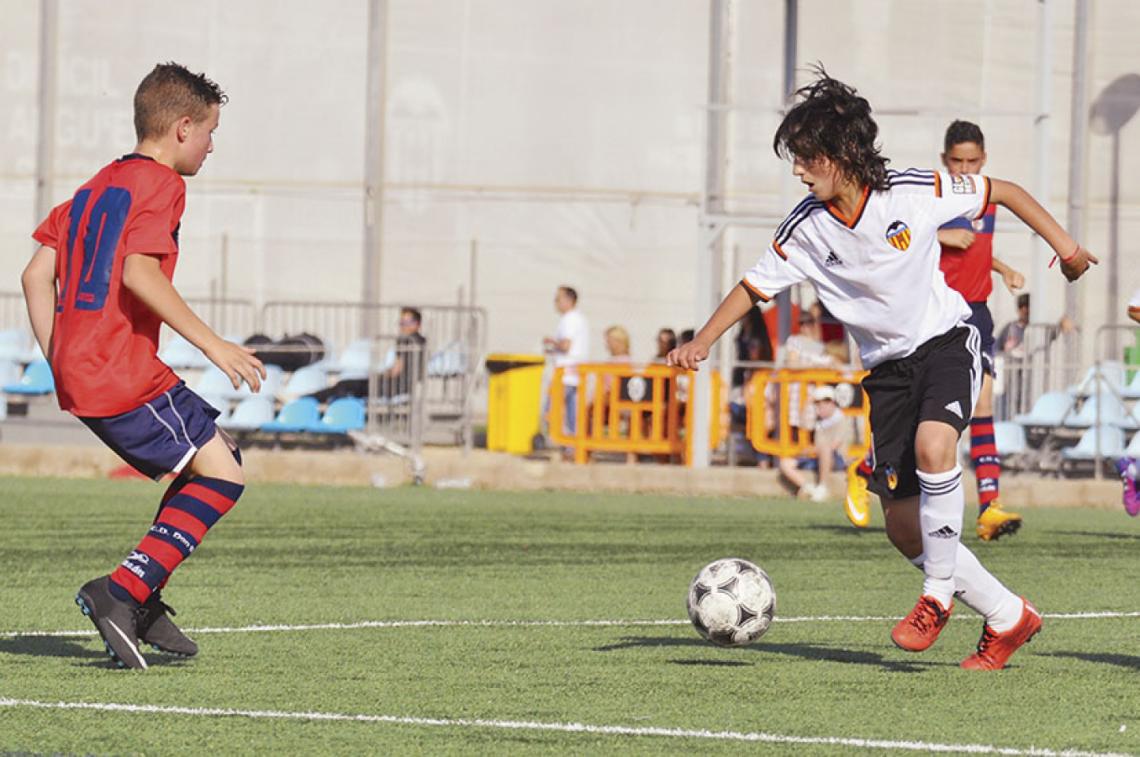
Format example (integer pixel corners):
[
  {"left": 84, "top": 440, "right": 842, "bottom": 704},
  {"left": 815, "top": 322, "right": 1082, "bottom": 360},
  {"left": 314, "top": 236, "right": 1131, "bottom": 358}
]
[
  {"left": 1, "top": 610, "right": 1137, "bottom": 639},
  {"left": 0, "top": 697, "right": 1128, "bottom": 757}
]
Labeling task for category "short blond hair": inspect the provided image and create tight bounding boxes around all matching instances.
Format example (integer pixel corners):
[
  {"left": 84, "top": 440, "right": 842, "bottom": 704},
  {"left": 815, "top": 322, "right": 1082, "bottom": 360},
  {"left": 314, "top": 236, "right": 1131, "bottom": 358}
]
[{"left": 605, "top": 325, "right": 630, "bottom": 355}]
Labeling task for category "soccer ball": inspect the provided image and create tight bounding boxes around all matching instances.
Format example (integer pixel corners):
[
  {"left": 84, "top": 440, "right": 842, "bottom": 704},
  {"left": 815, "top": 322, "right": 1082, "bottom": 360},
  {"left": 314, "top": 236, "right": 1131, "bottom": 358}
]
[{"left": 686, "top": 558, "right": 776, "bottom": 647}]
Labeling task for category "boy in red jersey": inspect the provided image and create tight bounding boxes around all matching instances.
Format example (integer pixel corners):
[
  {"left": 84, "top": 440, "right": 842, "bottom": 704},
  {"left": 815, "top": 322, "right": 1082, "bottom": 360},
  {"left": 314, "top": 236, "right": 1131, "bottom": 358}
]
[
  {"left": 21, "top": 63, "right": 265, "bottom": 670},
  {"left": 846, "top": 121, "right": 1028, "bottom": 541}
]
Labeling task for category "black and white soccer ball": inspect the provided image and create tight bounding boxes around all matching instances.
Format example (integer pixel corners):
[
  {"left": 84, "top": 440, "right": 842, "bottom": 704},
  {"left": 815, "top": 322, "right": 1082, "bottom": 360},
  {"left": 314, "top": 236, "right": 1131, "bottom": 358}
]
[{"left": 687, "top": 558, "right": 776, "bottom": 647}]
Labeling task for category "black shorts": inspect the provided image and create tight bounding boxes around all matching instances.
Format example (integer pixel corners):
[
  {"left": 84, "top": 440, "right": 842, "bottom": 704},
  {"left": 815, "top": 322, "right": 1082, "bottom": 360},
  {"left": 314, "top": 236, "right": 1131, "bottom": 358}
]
[
  {"left": 861, "top": 326, "right": 981, "bottom": 499},
  {"left": 965, "top": 302, "right": 995, "bottom": 376}
]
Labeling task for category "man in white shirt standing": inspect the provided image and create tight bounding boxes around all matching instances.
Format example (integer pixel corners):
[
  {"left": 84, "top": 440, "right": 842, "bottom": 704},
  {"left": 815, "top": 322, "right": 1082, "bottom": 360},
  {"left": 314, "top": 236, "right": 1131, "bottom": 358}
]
[{"left": 544, "top": 285, "right": 589, "bottom": 436}]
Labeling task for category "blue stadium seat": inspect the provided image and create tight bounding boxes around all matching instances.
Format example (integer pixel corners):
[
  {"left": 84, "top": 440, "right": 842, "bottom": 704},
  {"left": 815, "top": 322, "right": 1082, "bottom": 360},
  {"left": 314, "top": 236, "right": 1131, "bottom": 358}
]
[
  {"left": 992, "top": 421, "right": 1027, "bottom": 457},
  {"left": 428, "top": 341, "right": 467, "bottom": 377},
  {"left": 1061, "top": 425, "right": 1125, "bottom": 461},
  {"left": 220, "top": 395, "right": 276, "bottom": 431},
  {"left": 230, "top": 364, "right": 284, "bottom": 401},
  {"left": 0, "top": 329, "right": 29, "bottom": 363},
  {"left": 306, "top": 397, "right": 366, "bottom": 434},
  {"left": 3, "top": 360, "right": 54, "bottom": 396},
  {"left": 261, "top": 396, "right": 321, "bottom": 433},
  {"left": 1068, "top": 361, "right": 1125, "bottom": 397},
  {"left": 281, "top": 364, "right": 328, "bottom": 398},
  {"left": 1122, "top": 371, "right": 1140, "bottom": 401},
  {"left": 335, "top": 339, "right": 395, "bottom": 380},
  {"left": 159, "top": 335, "right": 210, "bottom": 369},
  {"left": 194, "top": 366, "right": 236, "bottom": 397},
  {"left": 0, "top": 359, "right": 22, "bottom": 389},
  {"left": 1063, "top": 394, "right": 1138, "bottom": 430},
  {"left": 1126, "top": 430, "right": 1140, "bottom": 458},
  {"left": 1014, "top": 391, "right": 1074, "bottom": 427}
]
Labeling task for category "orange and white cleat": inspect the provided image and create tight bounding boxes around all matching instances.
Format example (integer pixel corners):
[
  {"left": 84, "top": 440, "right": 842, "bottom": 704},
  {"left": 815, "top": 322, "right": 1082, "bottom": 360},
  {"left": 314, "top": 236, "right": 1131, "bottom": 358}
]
[
  {"left": 960, "top": 599, "right": 1042, "bottom": 670},
  {"left": 976, "top": 501, "right": 1023, "bottom": 542},
  {"left": 891, "top": 595, "right": 953, "bottom": 652},
  {"left": 844, "top": 459, "right": 872, "bottom": 528}
]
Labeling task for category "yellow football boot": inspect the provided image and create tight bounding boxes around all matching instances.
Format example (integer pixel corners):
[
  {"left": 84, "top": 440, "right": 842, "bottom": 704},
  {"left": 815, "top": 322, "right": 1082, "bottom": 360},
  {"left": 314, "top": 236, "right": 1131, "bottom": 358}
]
[
  {"left": 976, "top": 501, "right": 1023, "bottom": 542},
  {"left": 844, "top": 459, "right": 872, "bottom": 529}
]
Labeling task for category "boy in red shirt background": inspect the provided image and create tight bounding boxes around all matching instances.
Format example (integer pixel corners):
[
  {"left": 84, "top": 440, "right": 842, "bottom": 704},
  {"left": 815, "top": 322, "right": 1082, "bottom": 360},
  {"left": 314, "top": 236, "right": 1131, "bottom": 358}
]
[{"left": 21, "top": 62, "right": 265, "bottom": 670}]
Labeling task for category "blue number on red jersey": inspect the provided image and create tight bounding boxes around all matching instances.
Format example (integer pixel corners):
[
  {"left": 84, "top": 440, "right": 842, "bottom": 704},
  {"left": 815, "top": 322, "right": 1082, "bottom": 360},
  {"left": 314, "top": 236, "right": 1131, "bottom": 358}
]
[
  {"left": 74, "top": 187, "right": 132, "bottom": 312},
  {"left": 59, "top": 189, "right": 92, "bottom": 312}
]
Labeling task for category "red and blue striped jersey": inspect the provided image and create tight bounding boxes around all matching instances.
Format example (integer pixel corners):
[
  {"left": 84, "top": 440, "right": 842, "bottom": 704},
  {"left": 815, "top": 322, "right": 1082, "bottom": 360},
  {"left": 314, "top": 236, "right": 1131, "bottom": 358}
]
[{"left": 939, "top": 203, "right": 996, "bottom": 303}]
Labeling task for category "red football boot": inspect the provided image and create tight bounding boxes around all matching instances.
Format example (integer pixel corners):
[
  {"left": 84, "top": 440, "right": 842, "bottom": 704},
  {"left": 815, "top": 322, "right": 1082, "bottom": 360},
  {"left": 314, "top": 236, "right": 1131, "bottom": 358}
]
[
  {"left": 961, "top": 599, "right": 1042, "bottom": 670},
  {"left": 891, "top": 595, "right": 953, "bottom": 652}
]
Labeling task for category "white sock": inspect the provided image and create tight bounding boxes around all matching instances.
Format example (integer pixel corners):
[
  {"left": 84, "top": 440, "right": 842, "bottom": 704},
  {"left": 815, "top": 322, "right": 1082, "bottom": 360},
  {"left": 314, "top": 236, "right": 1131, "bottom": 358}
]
[
  {"left": 908, "top": 545, "right": 1023, "bottom": 632},
  {"left": 953, "top": 544, "right": 1024, "bottom": 632},
  {"left": 916, "top": 466, "right": 964, "bottom": 608}
]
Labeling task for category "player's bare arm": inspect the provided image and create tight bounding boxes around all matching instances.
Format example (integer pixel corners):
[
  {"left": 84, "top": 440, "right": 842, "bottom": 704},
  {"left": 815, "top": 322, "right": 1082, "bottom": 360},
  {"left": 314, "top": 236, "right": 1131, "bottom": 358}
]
[
  {"left": 122, "top": 253, "right": 266, "bottom": 391},
  {"left": 667, "top": 282, "right": 753, "bottom": 370},
  {"left": 991, "top": 257, "right": 1025, "bottom": 293},
  {"left": 20, "top": 245, "right": 58, "bottom": 358},
  {"left": 937, "top": 227, "right": 975, "bottom": 250},
  {"left": 988, "top": 178, "right": 1098, "bottom": 282}
]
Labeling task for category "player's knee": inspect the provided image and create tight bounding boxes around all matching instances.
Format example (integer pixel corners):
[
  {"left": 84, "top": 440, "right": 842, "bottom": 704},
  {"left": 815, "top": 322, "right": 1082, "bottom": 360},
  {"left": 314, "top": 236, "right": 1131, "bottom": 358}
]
[{"left": 915, "top": 439, "right": 957, "bottom": 472}]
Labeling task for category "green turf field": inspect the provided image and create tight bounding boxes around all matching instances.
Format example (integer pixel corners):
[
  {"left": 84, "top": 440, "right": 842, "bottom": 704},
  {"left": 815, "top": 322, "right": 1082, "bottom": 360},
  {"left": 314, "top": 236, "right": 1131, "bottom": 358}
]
[{"left": 1, "top": 475, "right": 1138, "bottom": 755}]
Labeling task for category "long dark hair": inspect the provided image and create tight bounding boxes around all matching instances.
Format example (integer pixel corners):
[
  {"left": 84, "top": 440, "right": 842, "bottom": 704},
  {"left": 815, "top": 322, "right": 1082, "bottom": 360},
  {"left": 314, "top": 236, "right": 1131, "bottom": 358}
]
[{"left": 773, "top": 67, "right": 889, "bottom": 191}]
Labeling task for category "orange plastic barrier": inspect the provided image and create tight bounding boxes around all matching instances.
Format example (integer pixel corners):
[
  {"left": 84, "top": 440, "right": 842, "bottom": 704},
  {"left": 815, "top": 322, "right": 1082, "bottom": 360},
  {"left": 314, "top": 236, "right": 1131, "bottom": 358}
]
[
  {"left": 745, "top": 368, "right": 871, "bottom": 460},
  {"left": 549, "top": 363, "right": 723, "bottom": 465}
]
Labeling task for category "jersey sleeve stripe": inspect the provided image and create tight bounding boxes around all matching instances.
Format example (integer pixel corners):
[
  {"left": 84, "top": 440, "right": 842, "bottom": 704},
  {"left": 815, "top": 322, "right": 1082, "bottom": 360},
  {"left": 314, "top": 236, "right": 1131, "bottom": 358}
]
[
  {"left": 933, "top": 171, "right": 942, "bottom": 197},
  {"left": 775, "top": 195, "right": 820, "bottom": 238},
  {"left": 775, "top": 202, "right": 823, "bottom": 246},
  {"left": 975, "top": 176, "right": 991, "bottom": 219},
  {"left": 740, "top": 277, "right": 771, "bottom": 303},
  {"left": 771, "top": 240, "right": 788, "bottom": 260}
]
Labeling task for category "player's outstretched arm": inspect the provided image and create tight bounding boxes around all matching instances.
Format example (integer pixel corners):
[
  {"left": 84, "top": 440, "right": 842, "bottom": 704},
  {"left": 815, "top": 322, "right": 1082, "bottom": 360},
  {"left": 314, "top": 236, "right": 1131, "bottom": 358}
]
[
  {"left": 667, "top": 283, "right": 753, "bottom": 370},
  {"left": 123, "top": 254, "right": 266, "bottom": 391},
  {"left": 988, "top": 179, "right": 1099, "bottom": 282},
  {"left": 991, "top": 257, "right": 1025, "bottom": 294},
  {"left": 21, "top": 246, "right": 58, "bottom": 358}
]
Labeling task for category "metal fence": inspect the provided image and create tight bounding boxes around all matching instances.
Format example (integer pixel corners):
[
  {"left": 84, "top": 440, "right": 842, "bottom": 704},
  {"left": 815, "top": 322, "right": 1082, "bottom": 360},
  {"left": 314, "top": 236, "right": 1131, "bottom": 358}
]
[
  {"left": 184, "top": 298, "right": 259, "bottom": 341},
  {"left": 349, "top": 335, "right": 426, "bottom": 482},
  {"left": 260, "top": 301, "right": 485, "bottom": 447}
]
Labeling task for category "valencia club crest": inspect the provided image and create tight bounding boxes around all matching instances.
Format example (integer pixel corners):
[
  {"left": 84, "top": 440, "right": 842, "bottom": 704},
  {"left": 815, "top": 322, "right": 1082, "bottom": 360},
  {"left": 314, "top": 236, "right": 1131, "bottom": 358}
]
[{"left": 885, "top": 220, "right": 911, "bottom": 251}]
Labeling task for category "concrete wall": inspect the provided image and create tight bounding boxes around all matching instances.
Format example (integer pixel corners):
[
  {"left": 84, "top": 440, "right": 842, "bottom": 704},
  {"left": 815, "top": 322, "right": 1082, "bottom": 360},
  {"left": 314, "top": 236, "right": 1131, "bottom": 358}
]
[{"left": 0, "top": 0, "right": 1135, "bottom": 364}]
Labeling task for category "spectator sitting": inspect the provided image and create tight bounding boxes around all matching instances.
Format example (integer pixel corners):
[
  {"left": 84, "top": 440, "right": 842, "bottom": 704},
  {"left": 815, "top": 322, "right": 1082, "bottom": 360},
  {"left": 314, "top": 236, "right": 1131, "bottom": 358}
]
[
  {"left": 778, "top": 385, "right": 853, "bottom": 502},
  {"left": 996, "top": 292, "right": 1076, "bottom": 359},
  {"left": 308, "top": 307, "right": 426, "bottom": 403},
  {"left": 654, "top": 328, "right": 677, "bottom": 363}
]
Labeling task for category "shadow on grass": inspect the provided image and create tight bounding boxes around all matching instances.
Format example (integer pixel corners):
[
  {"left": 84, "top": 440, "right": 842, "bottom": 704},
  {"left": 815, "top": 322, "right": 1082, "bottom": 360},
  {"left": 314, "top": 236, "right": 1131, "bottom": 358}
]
[
  {"left": 1040, "top": 650, "right": 1140, "bottom": 671},
  {"left": 0, "top": 635, "right": 188, "bottom": 669},
  {"left": 593, "top": 635, "right": 943, "bottom": 673},
  {"left": 671, "top": 658, "right": 752, "bottom": 667},
  {"left": 1051, "top": 530, "right": 1140, "bottom": 542},
  {"left": 802, "top": 524, "right": 886, "bottom": 536}
]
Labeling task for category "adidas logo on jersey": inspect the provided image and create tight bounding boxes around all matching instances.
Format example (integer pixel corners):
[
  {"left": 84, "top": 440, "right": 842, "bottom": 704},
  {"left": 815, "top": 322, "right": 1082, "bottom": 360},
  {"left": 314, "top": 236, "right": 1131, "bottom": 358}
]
[
  {"left": 824, "top": 251, "right": 843, "bottom": 266},
  {"left": 944, "top": 400, "right": 963, "bottom": 419},
  {"left": 927, "top": 525, "right": 959, "bottom": 539}
]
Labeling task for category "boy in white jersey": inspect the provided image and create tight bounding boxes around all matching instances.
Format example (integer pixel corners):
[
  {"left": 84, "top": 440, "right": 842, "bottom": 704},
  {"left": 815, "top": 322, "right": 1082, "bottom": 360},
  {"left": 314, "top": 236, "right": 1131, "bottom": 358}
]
[{"left": 669, "top": 73, "right": 1096, "bottom": 670}]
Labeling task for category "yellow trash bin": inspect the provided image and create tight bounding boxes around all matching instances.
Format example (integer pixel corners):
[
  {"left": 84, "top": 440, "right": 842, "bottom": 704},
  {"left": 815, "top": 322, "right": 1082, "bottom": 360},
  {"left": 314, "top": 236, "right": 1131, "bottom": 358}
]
[{"left": 485, "top": 353, "right": 546, "bottom": 454}]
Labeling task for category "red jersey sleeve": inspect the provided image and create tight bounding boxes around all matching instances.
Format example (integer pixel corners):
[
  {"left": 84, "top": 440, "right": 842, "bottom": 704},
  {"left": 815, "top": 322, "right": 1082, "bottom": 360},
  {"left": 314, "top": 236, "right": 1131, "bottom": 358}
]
[
  {"left": 31, "top": 200, "right": 73, "bottom": 250},
  {"left": 122, "top": 173, "right": 186, "bottom": 257}
]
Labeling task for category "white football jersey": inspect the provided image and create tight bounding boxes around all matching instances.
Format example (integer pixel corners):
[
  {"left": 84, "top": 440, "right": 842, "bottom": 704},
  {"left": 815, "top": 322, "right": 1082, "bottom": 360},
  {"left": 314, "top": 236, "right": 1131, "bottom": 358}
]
[{"left": 742, "top": 169, "right": 988, "bottom": 368}]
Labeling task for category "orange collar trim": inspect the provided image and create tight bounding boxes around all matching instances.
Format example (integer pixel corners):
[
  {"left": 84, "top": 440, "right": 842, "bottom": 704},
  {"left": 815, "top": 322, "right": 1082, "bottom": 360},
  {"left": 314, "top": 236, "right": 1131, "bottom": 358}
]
[{"left": 826, "top": 186, "right": 871, "bottom": 229}]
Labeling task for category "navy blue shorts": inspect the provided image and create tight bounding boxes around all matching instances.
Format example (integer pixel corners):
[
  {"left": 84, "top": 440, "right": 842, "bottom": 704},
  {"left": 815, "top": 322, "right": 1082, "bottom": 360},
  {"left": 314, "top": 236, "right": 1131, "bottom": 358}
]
[
  {"left": 79, "top": 382, "right": 221, "bottom": 481},
  {"left": 966, "top": 301, "right": 995, "bottom": 376}
]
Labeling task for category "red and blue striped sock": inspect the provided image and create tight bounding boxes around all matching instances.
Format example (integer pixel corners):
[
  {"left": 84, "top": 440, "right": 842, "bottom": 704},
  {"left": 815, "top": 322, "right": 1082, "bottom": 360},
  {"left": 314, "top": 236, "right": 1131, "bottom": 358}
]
[
  {"left": 970, "top": 416, "right": 1001, "bottom": 514},
  {"left": 108, "top": 477, "right": 244, "bottom": 605}
]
